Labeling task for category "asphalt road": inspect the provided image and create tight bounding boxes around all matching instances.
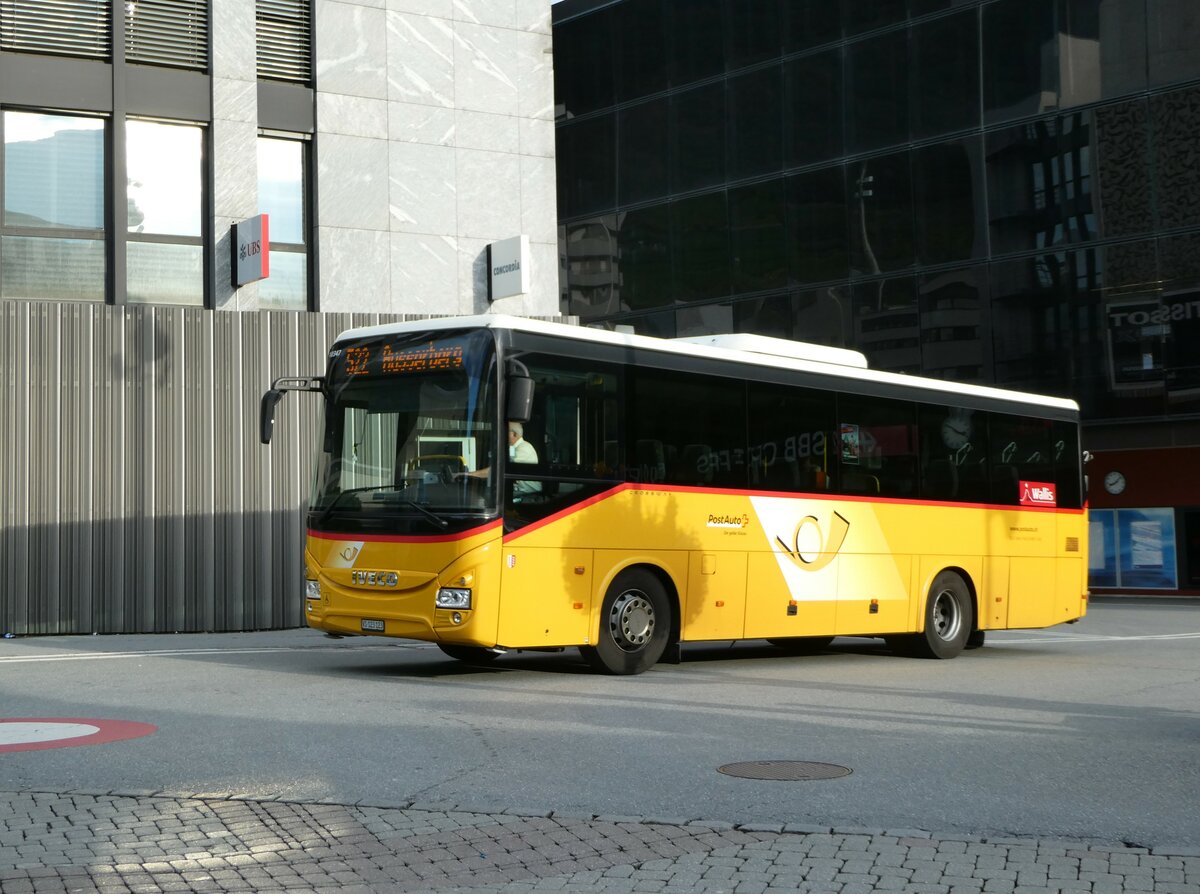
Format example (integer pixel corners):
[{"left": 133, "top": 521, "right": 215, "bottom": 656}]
[{"left": 2, "top": 599, "right": 1198, "bottom": 851}]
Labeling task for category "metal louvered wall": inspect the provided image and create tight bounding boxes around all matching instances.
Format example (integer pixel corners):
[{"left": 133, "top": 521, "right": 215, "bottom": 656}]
[
  {"left": 256, "top": 0, "right": 311, "bottom": 83},
  {"left": 126, "top": 0, "right": 208, "bottom": 70},
  {"left": 0, "top": 0, "right": 111, "bottom": 59},
  {"left": 0, "top": 302, "right": 407, "bottom": 636}
]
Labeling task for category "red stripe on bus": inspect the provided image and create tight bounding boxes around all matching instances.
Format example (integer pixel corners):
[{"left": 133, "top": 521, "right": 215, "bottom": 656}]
[{"left": 503, "top": 482, "right": 1084, "bottom": 540}]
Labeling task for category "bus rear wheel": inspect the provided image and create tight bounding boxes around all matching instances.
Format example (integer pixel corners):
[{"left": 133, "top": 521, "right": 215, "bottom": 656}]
[
  {"left": 437, "top": 643, "right": 501, "bottom": 665},
  {"left": 581, "top": 569, "right": 672, "bottom": 675},
  {"left": 909, "top": 570, "right": 972, "bottom": 659}
]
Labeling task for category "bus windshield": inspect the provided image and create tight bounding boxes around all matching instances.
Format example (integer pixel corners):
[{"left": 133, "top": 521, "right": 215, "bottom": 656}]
[{"left": 310, "top": 329, "right": 499, "bottom": 534}]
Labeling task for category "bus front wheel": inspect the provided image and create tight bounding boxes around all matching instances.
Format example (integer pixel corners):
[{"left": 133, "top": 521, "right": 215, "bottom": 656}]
[
  {"left": 581, "top": 569, "right": 672, "bottom": 675},
  {"left": 909, "top": 570, "right": 972, "bottom": 659}
]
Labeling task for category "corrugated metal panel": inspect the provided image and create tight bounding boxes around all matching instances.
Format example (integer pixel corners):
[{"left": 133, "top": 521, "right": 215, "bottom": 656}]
[{"left": 0, "top": 303, "right": 411, "bottom": 636}]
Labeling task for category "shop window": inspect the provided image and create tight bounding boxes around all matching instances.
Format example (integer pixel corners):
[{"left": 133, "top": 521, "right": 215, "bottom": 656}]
[
  {"left": 1, "top": 111, "right": 106, "bottom": 302},
  {"left": 125, "top": 119, "right": 204, "bottom": 306},
  {"left": 257, "top": 136, "right": 308, "bottom": 310}
]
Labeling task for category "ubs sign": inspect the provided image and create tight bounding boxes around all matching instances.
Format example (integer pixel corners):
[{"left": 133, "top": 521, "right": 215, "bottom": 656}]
[{"left": 232, "top": 214, "right": 270, "bottom": 287}]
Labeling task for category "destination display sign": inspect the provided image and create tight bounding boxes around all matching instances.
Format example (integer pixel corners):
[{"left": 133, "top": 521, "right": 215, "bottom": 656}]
[{"left": 329, "top": 337, "right": 470, "bottom": 379}]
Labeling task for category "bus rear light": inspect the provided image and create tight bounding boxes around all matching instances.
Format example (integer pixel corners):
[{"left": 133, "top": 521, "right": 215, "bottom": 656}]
[{"left": 436, "top": 588, "right": 472, "bottom": 610}]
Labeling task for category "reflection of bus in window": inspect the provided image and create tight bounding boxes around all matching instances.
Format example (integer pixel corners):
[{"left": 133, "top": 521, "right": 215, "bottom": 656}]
[{"left": 261, "top": 315, "right": 1088, "bottom": 675}]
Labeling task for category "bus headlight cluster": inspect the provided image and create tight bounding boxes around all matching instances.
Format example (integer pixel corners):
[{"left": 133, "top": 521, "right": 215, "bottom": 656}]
[
  {"left": 436, "top": 588, "right": 472, "bottom": 610},
  {"left": 305, "top": 580, "right": 320, "bottom": 601}
]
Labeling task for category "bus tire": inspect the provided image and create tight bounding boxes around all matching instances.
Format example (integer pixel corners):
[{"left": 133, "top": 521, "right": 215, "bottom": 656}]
[
  {"left": 581, "top": 569, "right": 671, "bottom": 675},
  {"left": 438, "top": 643, "right": 500, "bottom": 665},
  {"left": 912, "top": 570, "right": 972, "bottom": 659},
  {"left": 965, "top": 628, "right": 986, "bottom": 649},
  {"left": 767, "top": 635, "right": 834, "bottom": 654}
]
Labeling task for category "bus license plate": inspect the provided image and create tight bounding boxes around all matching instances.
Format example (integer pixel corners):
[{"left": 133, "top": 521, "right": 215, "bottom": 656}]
[{"left": 361, "top": 618, "right": 385, "bottom": 632}]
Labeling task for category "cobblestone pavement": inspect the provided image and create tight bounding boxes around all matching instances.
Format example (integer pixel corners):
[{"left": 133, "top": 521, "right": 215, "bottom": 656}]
[{"left": 2, "top": 790, "right": 1198, "bottom": 893}]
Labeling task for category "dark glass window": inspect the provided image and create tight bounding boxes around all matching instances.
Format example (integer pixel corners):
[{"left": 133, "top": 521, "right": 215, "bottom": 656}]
[
  {"left": 728, "top": 67, "right": 782, "bottom": 180},
  {"left": 726, "top": 0, "right": 781, "bottom": 69},
  {"left": 836, "top": 395, "right": 918, "bottom": 498},
  {"left": 787, "top": 166, "right": 849, "bottom": 285},
  {"left": 564, "top": 215, "right": 620, "bottom": 318},
  {"left": 848, "top": 151, "right": 914, "bottom": 275},
  {"left": 614, "top": 0, "right": 668, "bottom": 103},
  {"left": 793, "top": 286, "right": 853, "bottom": 346},
  {"left": 918, "top": 267, "right": 989, "bottom": 382},
  {"left": 982, "top": 0, "right": 1058, "bottom": 125},
  {"left": 729, "top": 181, "right": 788, "bottom": 294},
  {"left": 553, "top": 11, "right": 614, "bottom": 119},
  {"left": 617, "top": 203, "right": 672, "bottom": 311},
  {"left": 843, "top": 0, "right": 906, "bottom": 38},
  {"left": 910, "top": 0, "right": 977, "bottom": 14},
  {"left": 667, "top": 0, "right": 724, "bottom": 87},
  {"left": 734, "top": 294, "right": 794, "bottom": 338},
  {"left": 1053, "top": 421, "right": 1082, "bottom": 509},
  {"left": 988, "top": 253, "right": 1073, "bottom": 395},
  {"left": 846, "top": 28, "right": 908, "bottom": 154},
  {"left": 911, "top": 10, "right": 980, "bottom": 140},
  {"left": 556, "top": 115, "right": 615, "bottom": 219},
  {"left": 675, "top": 302, "right": 734, "bottom": 337},
  {"left": 627, "top": 367, "right": 746, "bottom": 488},
  {"left": 1147, "top": 0, "right": 1200, "bottom": 86},
  {"left": 670, "top": 82, "right": 726, "bottom": 193},
  {"left": 987, "top": 413, "right": 1054, "bottom": 506},
  {"left": 919, "top": 405, "right": 988, "bottom": 504},
  {"left": 748, "top": 382, "right": 837, "bottom": 493},
  {"left": 672, "top": 192, "right": 730, "bottom": 302},
  {"left": 1061, "top": 0, "right": 1146, "bottom": 105},
  {"left": 985, "top": 119, "right": 1068, "bottom": 255},
  {"left": 912, "top": 137, "right": 986, "bottom": 266},
  {"left": 784, "top": 50, "right": 844, "bottom": 167},
  {"left": 1150, "top": 86, "right": 1200, "bottom": 232},
  {"left": 852, "top": 276, "right": 920, "bottom": 373},
  {"left": 618, "top": 99, "right": 668, "bottom": 205},
  {"left": 1087, "top": 100, "right": 1153, "bottom": 240},
  {"left": 1159, "top": 232, "right": 1200, "bottom": 414},
  {"left": 783, "top": 0, "right": 842, "bottom": 52}
]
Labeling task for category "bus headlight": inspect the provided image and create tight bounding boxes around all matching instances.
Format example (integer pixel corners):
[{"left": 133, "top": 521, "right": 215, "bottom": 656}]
[
  {"left": 436, "top": 588, "right": 472, "bottom": 610},
  {"left": 305, "top": 580, "right": 320, "bottom": 601}
]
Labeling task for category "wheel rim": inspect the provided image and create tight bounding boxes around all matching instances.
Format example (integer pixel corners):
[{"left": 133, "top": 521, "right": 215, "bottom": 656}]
[
  {"left": 930, "top": 587, "right": 963, "bottom": 642},
  {"left": 608, "top": 589, "right": 655, "bottom": 652}
]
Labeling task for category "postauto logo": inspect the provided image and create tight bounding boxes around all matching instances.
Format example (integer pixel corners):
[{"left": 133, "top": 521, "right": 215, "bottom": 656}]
[
  {"left": 707, "top": 513, "right": 750, "bottom": 529},
  {"left": 774, "top": 511, "right": 850, "bottom": 572}
]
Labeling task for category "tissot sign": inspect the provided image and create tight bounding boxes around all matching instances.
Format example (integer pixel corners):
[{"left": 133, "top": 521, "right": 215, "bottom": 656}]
[
  {"left": 232, "top": 214, "right": 270, "bottom": 286},
  {"left": 487, "top": 234, "right": 530, "bottom": 301}
]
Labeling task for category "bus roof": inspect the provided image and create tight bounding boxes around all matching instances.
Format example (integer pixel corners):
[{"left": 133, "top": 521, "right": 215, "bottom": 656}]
[{"left": 336, "top": 314, "right": 1080, "bottom": 414}]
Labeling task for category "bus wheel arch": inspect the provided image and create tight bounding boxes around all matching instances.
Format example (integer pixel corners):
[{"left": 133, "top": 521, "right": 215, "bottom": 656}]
[
  {"left": 912, "top": 568, "right": 975, "bottom": 659},
  {"left": 582, "top": 564, "right": 678, "bottom": 675}
]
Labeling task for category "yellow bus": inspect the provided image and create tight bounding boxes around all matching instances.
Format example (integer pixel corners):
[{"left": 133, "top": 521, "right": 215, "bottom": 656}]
[{"left": 261, "top": 314, "right": 1088, "bottom": 675}]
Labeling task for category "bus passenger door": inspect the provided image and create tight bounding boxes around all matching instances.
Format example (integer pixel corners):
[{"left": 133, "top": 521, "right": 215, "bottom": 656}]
[
  {"left": 496, "top": 547, "right": 594, "bottom": 647},
  {"left": 683, "top": 552, "right": 747, "bottom": 641}
]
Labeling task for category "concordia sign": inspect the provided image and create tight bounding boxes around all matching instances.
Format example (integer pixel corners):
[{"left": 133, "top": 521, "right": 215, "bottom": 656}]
[{"left": 487, "top": 234, "right": 530, "bottom": 301}]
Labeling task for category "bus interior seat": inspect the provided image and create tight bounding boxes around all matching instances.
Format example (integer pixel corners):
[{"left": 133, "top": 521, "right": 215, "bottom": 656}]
[
  {"left": 842, "top": 471, "right": 880, "bottom": 494},
  {"left": 682, "top": 444, "right": 713, "bottom": 484},
  {"left": 636, "top": 439, "right": 666, "bottom": 482}
]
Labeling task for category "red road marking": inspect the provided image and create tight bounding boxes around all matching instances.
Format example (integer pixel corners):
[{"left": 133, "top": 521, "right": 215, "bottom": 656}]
[{"left": 0, "top": 718, "right": 157, "bottom": 753}]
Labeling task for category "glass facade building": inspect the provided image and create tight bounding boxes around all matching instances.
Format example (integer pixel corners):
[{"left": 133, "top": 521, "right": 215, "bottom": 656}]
[{"left": 553, "top": 0, "right": 1200, "bottom": 593}]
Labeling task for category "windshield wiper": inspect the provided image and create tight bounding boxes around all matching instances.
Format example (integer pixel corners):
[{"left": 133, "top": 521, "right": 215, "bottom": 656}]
[{"left": 316, "top": 482, "right": 448, "bottom": 529}]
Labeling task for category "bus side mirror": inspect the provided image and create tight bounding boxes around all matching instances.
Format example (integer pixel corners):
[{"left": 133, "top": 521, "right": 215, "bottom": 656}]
[
  {"left": 506, "top": 375, "right": 534, "bottom": 423},
  {"left": 260, "top": 389, "right": 284, "bottom": 445}
]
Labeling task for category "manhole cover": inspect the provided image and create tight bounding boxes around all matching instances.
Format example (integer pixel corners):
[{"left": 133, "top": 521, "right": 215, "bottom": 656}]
[{"left": 717, "top": 760, "right": 852, "bottom": 781}]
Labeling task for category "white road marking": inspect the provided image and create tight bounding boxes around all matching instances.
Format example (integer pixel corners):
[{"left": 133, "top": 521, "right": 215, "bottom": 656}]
[{"left": 0, "top": 721, "right": 99, "bottom": 745}]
